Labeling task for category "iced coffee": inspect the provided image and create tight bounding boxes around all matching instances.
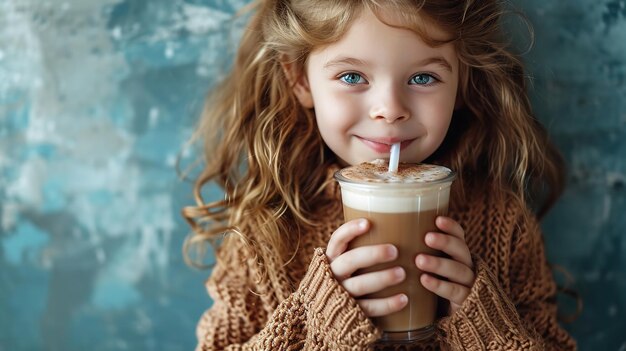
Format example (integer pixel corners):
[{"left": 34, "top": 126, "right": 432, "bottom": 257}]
[{"left": 334, "top": 159, "right": 455, "bottom": 342}]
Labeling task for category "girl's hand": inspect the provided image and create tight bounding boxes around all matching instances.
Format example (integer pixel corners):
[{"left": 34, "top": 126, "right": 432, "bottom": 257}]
[
  {"left": 416, "top": 216, "right": 475, "bottom": 315},
  {"left": 325, "top": 218, "right": 408, "bottom": 317}
]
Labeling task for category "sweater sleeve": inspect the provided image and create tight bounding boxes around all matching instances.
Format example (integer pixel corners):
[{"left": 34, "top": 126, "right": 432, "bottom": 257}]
[
  {"left": 437, "top": 210, "right": 577, "bottom": 350},
  {"left": 196, "top": 248, "right": 379, "bottom": 350}
]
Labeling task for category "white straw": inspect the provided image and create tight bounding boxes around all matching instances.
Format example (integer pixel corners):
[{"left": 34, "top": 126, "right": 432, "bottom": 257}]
[{"left": 388, "top": 142, "right": 401, "bottom": 173}]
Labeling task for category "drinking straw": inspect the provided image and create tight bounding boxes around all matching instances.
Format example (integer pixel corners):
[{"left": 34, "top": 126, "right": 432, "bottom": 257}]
[{"left": 388, "top": 142, "right": 401, "bottom": 173}]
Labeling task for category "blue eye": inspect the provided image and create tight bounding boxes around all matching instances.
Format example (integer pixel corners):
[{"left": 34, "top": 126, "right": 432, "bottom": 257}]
[
  {"left": 339, "top": 73, "right": 365, "bottom": 85},
  {"left": 409, "top": 74, "right": 437, "bottom": 85}
]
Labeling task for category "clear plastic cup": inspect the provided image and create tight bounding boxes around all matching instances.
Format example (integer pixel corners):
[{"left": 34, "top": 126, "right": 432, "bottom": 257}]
[{"left": 335, "top": 161, "right": 456, "bottom": 343}]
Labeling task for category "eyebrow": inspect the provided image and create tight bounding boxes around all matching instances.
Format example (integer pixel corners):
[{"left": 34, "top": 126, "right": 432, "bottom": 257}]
[
  {"left": 419, "top": 57, "right": 453, "bottom": 73},
  {"left": 323, "top": 57, "right": 369, "bottom": 69},
  {"left": 323, "top": 56, "right": 453, "bottom": 73}
]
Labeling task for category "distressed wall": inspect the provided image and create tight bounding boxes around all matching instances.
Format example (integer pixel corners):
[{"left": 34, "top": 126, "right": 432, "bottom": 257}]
[
  {"left": 522, "top": 1, "right": 626, "bottom": 349},
  {"left": 0, "top": 0, "right": 624, "bottom": 350}
]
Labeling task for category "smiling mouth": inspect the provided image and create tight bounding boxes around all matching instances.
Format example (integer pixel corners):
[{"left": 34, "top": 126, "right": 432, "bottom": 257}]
[{"left": 357, "top": 137, "right": 415, "bottom": 153}]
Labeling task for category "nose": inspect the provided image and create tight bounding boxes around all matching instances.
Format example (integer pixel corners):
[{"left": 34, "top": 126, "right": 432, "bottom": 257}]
[{"left": 369, "top": 85, "right": 411, "bottom": 123}]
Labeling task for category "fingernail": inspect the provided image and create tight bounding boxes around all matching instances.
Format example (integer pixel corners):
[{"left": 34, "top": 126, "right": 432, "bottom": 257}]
[
  {"left": 399, "top": 294, "right": 408, "bottom": 304},
  {"left": 387, "top": 245, "right": 398, "bottom": 259},
  {"left": 359, "top": 219, "right": 368, "bottom": 229},
  {"left": 394, "top": 267, "right": 405, "bottom": 280},
  {"left": 425, "top": 233, "right": 436, "bottom": 244}
]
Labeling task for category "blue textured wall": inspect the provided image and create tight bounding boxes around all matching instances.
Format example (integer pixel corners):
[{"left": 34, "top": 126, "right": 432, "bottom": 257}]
[
  {"left": 0, "top": 1, "right": 624, "bottom": 350},
  {"left": 0, "top": 0, "right": 247, "bottom": 350},
  {"left": 523, "top": 1, "right": 626, "bottom": 348}
]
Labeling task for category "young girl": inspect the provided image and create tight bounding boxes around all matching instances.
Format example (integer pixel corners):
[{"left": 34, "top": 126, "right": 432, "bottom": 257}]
[{"left": 183, "top": 0, "right": 577, "bottom": 349}]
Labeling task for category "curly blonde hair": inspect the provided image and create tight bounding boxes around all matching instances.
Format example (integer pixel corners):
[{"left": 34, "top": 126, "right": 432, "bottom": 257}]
[{"left": 181, "top": 0, "right": 565, "bottom": 286}]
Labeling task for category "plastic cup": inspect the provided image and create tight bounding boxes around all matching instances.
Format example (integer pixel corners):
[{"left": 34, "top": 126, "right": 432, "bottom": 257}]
[{"left": 334, "top": 161, "right": 456, "bottom": 343}]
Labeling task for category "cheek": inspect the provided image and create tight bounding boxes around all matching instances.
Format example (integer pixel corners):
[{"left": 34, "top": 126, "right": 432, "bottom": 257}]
[
  {"left": 425, "top": 115, "right": 453, "bottom": 145},
  {"left": 313, "top": 92, "right": 361, "bottom": 133},
  {"left": 426, "top": 92, "right": 456, "bottom": 127},
  {"left": 411, "top": 94, "right": 455, "bottom": 155},
  {"left": 315, "top": 105, "right": 352, "bottom": 143}
]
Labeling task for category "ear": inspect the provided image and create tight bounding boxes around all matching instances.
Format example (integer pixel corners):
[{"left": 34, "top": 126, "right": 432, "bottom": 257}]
[{"left": 280, "top": 59, "right": 314, "bottom": 109}]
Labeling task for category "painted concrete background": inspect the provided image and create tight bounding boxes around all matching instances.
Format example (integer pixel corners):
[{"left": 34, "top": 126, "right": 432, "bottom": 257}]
[{"left": 0, "top": 0, "right": 624, "bottom": 350}]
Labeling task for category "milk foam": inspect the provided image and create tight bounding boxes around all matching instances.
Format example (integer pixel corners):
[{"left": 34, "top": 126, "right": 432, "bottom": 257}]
[
  {"left": 340, "top": 159, "right": 452, "bottom": 183},
  {"left": 336, "top": 160, "right": 454, "bottom": 213}
]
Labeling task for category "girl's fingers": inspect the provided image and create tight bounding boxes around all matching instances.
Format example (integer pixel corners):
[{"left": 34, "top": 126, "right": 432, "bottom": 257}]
[
  {"left": 425, "top": 232, "right": 473, "bottom": 268},
  {"left": 420, "top": 273, "right": 470, "bottom": 307},
  {"left": 357, "top": 294, "right": 408, "bottom": 317},
  {"left": 342, "top": 266, "right": 405, "bottom": 297},
  {"left": 331, "top": 244, "right": 398, "bottom": 280},
  {"left": 435, "top": 216, "right": 465, "bottom": 240},
  {"left": 416, "top": 254, "right": 475, "bottom": 287},
  {"left": 326, "top": 219, "right": 369, "bottom": 260}
]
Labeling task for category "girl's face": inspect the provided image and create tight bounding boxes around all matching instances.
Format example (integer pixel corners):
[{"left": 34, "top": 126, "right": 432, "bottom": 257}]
[{"left": 294, "top": 9, "right": 459, "bottom": 166}]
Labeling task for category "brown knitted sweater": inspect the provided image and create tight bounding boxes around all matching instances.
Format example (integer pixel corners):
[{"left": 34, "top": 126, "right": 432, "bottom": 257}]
[{"left": 195, "top": 169, "right": 577, "bottom": 350}]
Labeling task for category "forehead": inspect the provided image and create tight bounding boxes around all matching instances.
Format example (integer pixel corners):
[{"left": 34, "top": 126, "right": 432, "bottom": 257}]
[
  {"left": 309, "top": 8, "right": 457, "bottom": 71},
  {"left": 370, "top": 4, "right": 454, "bottom": 43}
]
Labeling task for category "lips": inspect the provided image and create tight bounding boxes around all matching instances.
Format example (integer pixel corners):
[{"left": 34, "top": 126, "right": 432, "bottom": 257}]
[{"left": 357, "top": 136, "right": 415, "bottom": 153}]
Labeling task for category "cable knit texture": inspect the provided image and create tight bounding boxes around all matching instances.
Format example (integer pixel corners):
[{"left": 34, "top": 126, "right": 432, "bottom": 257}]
[{"left": 195, "top": 167, "right": 577, "bottom": 351}]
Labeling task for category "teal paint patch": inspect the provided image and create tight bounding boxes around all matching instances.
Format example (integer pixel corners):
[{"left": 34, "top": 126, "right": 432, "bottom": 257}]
[
  {"left": 603, "top": 0, "right": 626, "bottom": 28},
  {"left": 92, "top": 278, "right": 141, "bottom": 310},
  {"left": 41, "top": 178, "right": 69, "bottom": 212},
  {"left": 2, "top": 221, "right": 50, "bottom": 265},
  {"left": 1, "top": 266, "right": 49, "bottom": 351}
]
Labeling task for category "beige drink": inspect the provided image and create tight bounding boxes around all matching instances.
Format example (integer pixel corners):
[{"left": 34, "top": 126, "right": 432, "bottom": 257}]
[{"left": 335, "top": 159, "right": 455, "bottom": 343}]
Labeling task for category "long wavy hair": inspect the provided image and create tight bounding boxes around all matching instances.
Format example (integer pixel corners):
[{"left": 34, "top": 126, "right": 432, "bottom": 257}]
[{"left": 181, "top": 0, "right": 565, "bottom": 287}]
